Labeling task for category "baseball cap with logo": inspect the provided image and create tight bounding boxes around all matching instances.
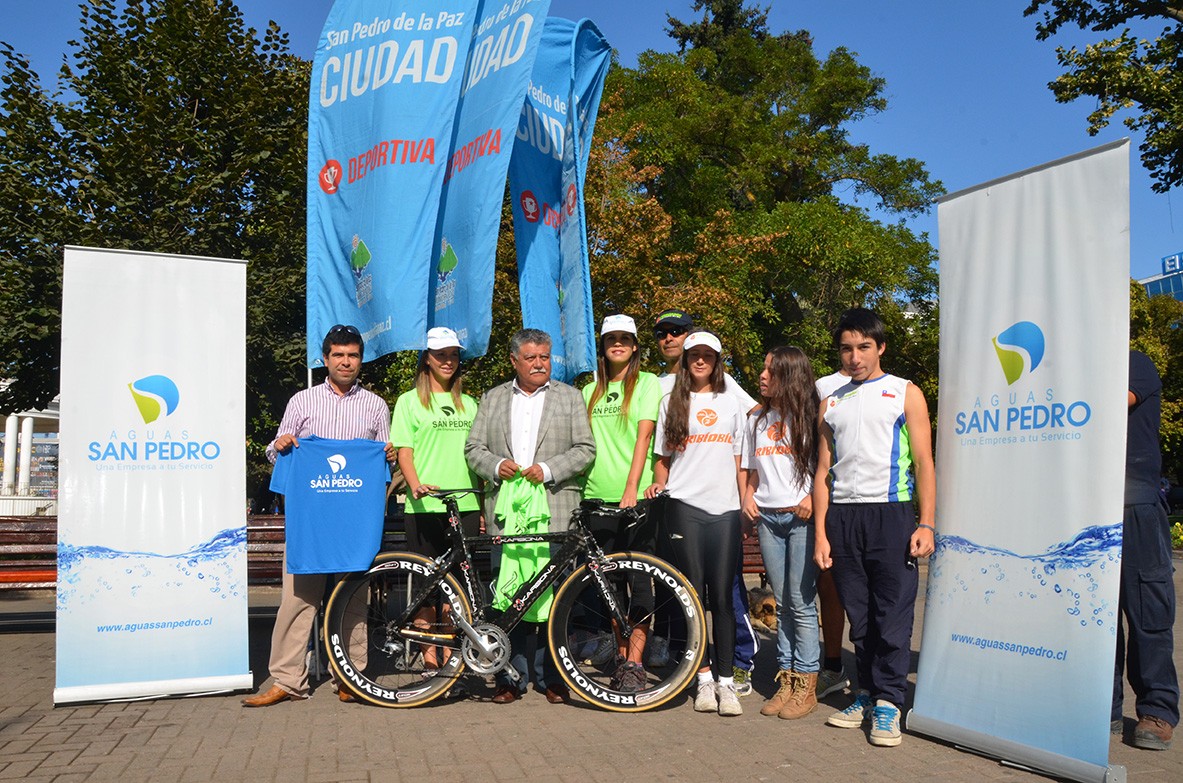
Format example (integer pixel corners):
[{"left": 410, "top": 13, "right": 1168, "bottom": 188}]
[
  {"left": 426, "top": 326, "right": 463, "bottom": 351},
  {"left": 654, "top": 309, "right": 694, "bottom": 330},
  {"left": 682, "top": 331, "right": 722, "bottom": 354},
  {"left": 600, "top": 314, "right": 637, "bottom": 336}
]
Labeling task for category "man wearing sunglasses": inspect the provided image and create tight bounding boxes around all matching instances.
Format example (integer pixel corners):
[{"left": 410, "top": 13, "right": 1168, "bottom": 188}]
[
  {"left": 654, "top": 311, "right": 757, "bottom": 410},
  {"left": 243, "top": 324, "right": 395, "bottom": 707}
]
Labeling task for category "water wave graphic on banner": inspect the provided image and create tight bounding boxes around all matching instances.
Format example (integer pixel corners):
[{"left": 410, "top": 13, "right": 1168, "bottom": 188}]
[
  {"left": 56, "top": 529, "right": 246, "bottom": 687},
  {"left": 928, "top": 524, "right": 1120, "bottom": 627}
]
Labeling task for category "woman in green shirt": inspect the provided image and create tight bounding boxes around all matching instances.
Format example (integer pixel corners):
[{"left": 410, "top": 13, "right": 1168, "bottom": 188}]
[
  {"left": 390, "top": 326, "right": 480, "bottom": 671},
  {"left": 581, "top": 314, "right": 663, "bottom": 691}
]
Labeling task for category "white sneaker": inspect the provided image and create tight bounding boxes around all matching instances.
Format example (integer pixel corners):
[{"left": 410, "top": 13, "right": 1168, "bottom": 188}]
[
  {"left": 815, "top": 667, "right": 850, "bottom": 699},
  {"left": 869, "top": 700, "right": 902, "bottom": 747},
  {"left": 826, "top": 690, "right": 872, "bottom": 728},
  {"left": 693, "top": 681, "right": 718, "bottom": 713},
  {"left": 717, "top": 682, "right": 743, "bottom": 716}
]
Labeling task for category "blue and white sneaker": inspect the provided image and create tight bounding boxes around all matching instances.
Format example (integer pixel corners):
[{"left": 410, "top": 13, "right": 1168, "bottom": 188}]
[
  {"left": 869, "top": 700, "right": 902, "bottom": 747},
  {"left": 826, "top": 689, "right": 872, "bottom": 728}
]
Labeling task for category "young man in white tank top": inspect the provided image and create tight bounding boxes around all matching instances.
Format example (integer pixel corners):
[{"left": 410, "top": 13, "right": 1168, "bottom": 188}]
[{"left": 813, "top": 308, "right": 935, "bottom": 747}]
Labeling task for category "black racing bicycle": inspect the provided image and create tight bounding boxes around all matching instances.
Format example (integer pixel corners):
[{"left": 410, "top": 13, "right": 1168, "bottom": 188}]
[{"left": 322, "top": 489, "right": 705, "bottom": 712}]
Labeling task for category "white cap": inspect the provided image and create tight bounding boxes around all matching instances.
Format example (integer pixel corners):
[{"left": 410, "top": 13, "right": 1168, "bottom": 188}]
[
  {"left": 600, "top": 314, "right": 637, "bottom": 336},
  {"left": 426, "top": 326, "right": 463, "bottom": 350},
  {"left": 682, "top": 331, "right": 722, "bottom": 354}
]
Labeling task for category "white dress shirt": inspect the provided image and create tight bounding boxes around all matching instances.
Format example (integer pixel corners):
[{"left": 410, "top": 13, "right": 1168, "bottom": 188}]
[{"left": 498, "top": 379, "right": 553, "bottom": 482}]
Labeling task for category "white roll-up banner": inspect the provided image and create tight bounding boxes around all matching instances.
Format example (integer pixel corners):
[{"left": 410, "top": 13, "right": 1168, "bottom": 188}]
[
  {"left": 55, "top": 247, "right": 251, "bottom": 704},
  {"left": 909, "top": 141, "right": 1129, "bottom": 782}
]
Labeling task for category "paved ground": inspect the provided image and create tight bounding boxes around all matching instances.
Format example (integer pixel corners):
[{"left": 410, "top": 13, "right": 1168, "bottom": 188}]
[{"left": 1, "top": 562, "right": 1180, "bottom": 783}]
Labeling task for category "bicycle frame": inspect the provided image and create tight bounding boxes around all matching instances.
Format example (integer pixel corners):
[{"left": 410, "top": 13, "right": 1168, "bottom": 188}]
[{"left": 392, "top": 491, "right": 636, "bottom": 661}]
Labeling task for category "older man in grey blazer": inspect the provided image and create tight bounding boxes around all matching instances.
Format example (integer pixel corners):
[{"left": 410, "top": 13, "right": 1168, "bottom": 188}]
[{"left": 465, "top": 327, "right": 595, "bottom": 705}]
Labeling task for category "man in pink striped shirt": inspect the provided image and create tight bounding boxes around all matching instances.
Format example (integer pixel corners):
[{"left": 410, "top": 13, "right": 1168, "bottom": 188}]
[{"left": 243, "top": 324, "right": 394, "bottom": 707}]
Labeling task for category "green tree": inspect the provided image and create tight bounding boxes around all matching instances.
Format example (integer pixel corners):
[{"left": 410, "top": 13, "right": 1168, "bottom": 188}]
[
  {"left": 1025, "top": 1, "right": 1183, "bottom": 192},
  {"left": 1130, "top": 280, "right": 1183, "bottom": 480},
  {"left": 0, "top": 0, "right": 310, "bottom": 501},
  {"left": 593, "top": 0, "right": 941, "bottom": 388}
]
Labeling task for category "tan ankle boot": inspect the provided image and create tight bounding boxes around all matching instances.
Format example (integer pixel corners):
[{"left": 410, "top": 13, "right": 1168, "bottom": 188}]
[
  {"left": 779, "top": 671, "right": 818, "bottom": 719},
  {"left": 760, "top": 670, "right": 795, "bottom": 716}
]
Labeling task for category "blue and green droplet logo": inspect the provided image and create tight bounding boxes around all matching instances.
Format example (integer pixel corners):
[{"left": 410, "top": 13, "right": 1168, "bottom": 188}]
[
  {"left": 128, "top": 375, "right": 180, "bottom": 424},
  {"left": 992, "top": 322, "right": 1044, "bottom": 385}
]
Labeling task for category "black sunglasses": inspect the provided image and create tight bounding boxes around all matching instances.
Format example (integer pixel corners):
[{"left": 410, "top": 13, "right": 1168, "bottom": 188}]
[
  {"left": 328, "top": 324, "right": 361, "bottom": 337},
  {"left": 653, "top": 325, "right": 688, "bottom": 339}
]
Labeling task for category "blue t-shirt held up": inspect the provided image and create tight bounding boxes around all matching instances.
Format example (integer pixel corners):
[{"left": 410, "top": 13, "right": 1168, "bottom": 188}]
[{"left": 270, "top": 436, "right": 389, "bottom": 574}]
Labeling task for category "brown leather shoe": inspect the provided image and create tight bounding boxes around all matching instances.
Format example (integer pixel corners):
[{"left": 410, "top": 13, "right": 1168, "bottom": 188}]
[
  {"left": 241, "top": 684, "right": 303, "bottom": 708},
  {"left": 338, "top": 689, "right": 356, "bottom": 703},
  {"left": 1134, "top": 715, "right": 1174, "bottom": 750},
  {"left": 544, "top": 684, "right": 570, "bottom": 705},
  {"left": 491, "top": 685, "right": 520, "bottom": 704}
]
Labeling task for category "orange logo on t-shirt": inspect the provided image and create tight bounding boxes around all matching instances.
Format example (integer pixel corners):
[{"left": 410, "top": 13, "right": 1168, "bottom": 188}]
[
  {"left": 767, "top": 421, "right": 786, "bottom": 442},
  {"left": 696, "top": 408, "right": 718, "bottom": 426}
]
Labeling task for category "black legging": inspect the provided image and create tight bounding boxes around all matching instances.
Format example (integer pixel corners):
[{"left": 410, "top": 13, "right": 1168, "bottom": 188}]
[
  {"left": 663, "top": 497, "right": 741, "bottom": 678},
  {"left": 587, "top": 500, "right": 656, "bottom": 620}
]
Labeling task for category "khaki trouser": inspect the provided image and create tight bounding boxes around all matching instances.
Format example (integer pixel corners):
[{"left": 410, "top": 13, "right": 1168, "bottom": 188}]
[{"left": 268, "top": 550, "right": 367, "bottom": 696}]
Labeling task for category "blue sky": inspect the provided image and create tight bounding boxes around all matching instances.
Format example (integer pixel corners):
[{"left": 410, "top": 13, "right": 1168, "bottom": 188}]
[{"left": 5, "top": 0, "right": 1179, "bottom": 280}]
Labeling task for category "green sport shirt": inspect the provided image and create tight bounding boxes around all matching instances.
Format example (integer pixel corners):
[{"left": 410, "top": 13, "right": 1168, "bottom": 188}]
[
  {"left": 390, "top": 390, "right": 480, "bottom": 514},
  {"left": 581, "top": 372, "right": 662, "bottom": 501}
]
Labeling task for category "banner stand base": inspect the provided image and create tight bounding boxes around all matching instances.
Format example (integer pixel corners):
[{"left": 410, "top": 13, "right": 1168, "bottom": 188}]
[
  {"left": 54, "top": 673, "right": 253, "bottom": 706},
  {"left": 908, "top": 711, "right": 1125, "bottom": 783}
]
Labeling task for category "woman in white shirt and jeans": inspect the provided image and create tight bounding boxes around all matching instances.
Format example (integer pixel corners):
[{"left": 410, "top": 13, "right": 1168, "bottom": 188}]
[{"left": 741, "top": 346, "right": 821, "bottom": 720}]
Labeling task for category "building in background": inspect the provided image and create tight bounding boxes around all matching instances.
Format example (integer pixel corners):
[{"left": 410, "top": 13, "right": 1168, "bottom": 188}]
[
  {"left": 1139, "top": 251, "right": 1183, "bottom": 302},
  {"left": 0, "top": 382, "right": 59, "bottom": 516}
]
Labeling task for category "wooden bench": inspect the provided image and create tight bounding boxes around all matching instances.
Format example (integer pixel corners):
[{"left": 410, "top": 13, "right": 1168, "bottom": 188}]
[
  {"left": 742, "top": 535, "right": 766, "bottom": 586},
  {"left": 0, "top": 517, "right": 58, "bottom": 590}
]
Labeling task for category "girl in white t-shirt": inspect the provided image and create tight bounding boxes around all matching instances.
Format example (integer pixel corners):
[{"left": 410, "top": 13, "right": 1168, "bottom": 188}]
[
  {"left": 648, "top": 331, "right": 746, "bottom": 716},
  {"left": 741, "top": 346, "right": 822, "bottom": 720}
]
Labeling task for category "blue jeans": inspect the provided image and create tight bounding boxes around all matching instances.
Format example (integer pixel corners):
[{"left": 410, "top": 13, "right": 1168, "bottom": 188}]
[{"left": 757, "top": 510, "right": 820, "bottom": 673}]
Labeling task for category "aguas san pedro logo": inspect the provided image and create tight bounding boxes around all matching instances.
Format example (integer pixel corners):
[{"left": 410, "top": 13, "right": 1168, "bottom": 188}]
[
  {"left": 88, "top": 375, "right": 222, "bottom": 464},
  {"left": 954, "top": 321, "right": 1090, "bottom": 444},
  {"left": 310, "top": 453, "right": 364, "bottom": 490}
]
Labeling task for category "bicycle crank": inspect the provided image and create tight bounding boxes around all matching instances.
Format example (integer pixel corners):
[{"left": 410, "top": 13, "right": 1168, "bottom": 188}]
[{"left": 460, "top": 623, "right": 511, "bottom": 675}]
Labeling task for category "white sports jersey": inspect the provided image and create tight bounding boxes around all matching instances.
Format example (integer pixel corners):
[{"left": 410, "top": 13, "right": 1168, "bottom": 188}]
[
  {"left": 815, "top": 371, "right": 850, "bottom": 400},
  {"left": 823, "top": 374, "right": 913, "bottom": 503}
]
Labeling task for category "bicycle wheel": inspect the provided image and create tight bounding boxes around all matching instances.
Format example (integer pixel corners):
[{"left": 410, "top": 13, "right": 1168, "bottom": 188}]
[
  {"left": 548, "top": 551, "right": 706, "bottom": 712},
  {"left": 322, "top": 551, "right": 470, "bottom": 708}
]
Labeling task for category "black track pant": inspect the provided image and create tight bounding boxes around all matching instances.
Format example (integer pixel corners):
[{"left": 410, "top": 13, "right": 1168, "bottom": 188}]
[{"left": 664, "top": 497, "right": 741, "bottom": 678}]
